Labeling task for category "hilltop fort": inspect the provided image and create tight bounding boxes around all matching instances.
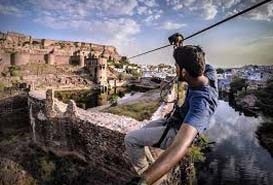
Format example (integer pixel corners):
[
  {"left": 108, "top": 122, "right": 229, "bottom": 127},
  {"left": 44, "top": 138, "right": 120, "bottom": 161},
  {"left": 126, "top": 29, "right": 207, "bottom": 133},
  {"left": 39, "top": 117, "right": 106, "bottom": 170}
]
[
  {"left": 0, "top": 31, "right": 121, "bottom": 66},
  {"left": 0, "top": 32, "right": 126, "bottom": 88}
]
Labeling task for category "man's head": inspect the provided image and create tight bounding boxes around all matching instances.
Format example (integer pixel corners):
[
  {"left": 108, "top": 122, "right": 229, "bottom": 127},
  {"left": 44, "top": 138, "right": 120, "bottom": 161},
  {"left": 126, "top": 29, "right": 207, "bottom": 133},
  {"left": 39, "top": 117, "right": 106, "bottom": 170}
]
[{"left": 173, "top": 45, "right": 206, "bottom": 81}]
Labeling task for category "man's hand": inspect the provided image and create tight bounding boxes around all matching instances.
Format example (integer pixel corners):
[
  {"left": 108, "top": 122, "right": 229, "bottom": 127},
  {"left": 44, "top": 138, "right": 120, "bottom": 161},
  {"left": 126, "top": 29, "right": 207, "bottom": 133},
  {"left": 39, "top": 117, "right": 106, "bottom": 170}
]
[
  {"left": 168, "top": 33, "right": 184, "bottom": 47},
  {"left": 142, "top": 123, "right": 198, "bottom": 184}
]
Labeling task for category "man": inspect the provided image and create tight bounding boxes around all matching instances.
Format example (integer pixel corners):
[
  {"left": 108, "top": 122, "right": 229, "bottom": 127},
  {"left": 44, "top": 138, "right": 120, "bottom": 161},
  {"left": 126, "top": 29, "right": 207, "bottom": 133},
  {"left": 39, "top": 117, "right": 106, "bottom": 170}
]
[{"left": 125, "top": 36, "right": 218, "bottom": 185}]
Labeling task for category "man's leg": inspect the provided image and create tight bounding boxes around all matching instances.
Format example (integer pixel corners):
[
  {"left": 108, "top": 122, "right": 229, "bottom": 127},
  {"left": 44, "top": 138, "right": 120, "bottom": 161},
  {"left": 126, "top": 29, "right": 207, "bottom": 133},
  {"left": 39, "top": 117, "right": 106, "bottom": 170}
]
[{"left": 124, "top": 119, "right": 176, "bottom": 174}]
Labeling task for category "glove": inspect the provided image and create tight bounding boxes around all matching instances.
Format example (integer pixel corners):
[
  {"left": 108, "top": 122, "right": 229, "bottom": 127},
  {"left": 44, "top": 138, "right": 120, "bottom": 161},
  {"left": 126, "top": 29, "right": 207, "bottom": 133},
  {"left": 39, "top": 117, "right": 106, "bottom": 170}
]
[{"left": 126, "top": 176, "right": 148, "bottom": 185}]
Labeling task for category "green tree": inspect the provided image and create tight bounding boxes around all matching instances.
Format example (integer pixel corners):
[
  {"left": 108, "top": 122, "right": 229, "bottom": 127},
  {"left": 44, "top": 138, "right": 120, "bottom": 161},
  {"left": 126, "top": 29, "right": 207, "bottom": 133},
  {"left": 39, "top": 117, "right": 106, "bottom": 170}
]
[
  {"left": 109, "top": 94, "right": 119, "bottom": 106},
  {"left": 114, "top": 63, "right": 123, "bottom": 69},
  {"left": 255, "top": 77, "right": 273, "bottom": 115},
  {"left": 230, "top": 77, "right": 248, "bottom": 93},
  {"left": 216, "top": 68, "right": 224, "bottom": 74},
  {"left": 119, "top": 56, "right": 130, "bottom": 65}
]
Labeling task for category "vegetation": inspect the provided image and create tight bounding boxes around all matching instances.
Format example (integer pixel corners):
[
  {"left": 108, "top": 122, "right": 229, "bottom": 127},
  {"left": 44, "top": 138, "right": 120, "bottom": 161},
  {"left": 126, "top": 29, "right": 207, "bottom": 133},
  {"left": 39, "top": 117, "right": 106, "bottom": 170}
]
[
  {"left": 158, "top": 63, "right": 173, "bottom": 70},
  {"left": 54, "top": 90, "right": 93, "bottom": 109},
  {"left": 230, "top": 77, "right": 248, "bottom": 93},
  {"left": 216, "top": 68, "right": 225, "bottom": 74},
  {"left": 254, "top": 78, "right": 273, "bottom": 156},
  {"left": 9, "top": 65, "right": 21, "bottom": 77},
  {"left": 183, "top": 135, "right": 210, "bottom": 185},
  {"left": 187, "top": 135, "right": 209, "bottom": 163},
  {"left": 0, "top": 120, "right": 98, "bottom": 185},
  {"left": 104, "top": 100, "right": 160, "bottom": 121},
  {"left": 38, "top": 157, "right": 56, "bottom": 182},
  {"left": 107, "top": 59, "right": 115, "bottom": 66},
  {"left": 119, "top": 56, "right": 130, "bottom": 65},
  {"left": 256, "top": 120, "right": 273, "bottom": 156},
  {"left": 113, "top": 62, "right": 123, "bottom": 69},
  {"left": 0, "top": 134, "right": 20, "bottom": 145},
  {"left": 0, "top": 82, "right": 5, "bottom": 91},
  {"left": 109, "top": 94, "right": 119, "bottom": 106},
  {"left": 126, "top": 68, "right": 142, "bottom": 78},
  {"left": 118, "top": 73, "right": 125, "bottom": 80},
  {"left": 0, "top": 158, "right": 36, "bottom": 185},
  {"left": 255, "top": 78, "right": 273, "bottom": 115}
]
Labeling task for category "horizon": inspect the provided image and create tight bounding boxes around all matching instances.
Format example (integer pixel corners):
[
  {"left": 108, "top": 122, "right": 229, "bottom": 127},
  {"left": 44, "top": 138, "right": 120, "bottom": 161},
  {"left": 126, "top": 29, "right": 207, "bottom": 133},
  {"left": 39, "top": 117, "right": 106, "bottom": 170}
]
[{"left": 0, "top": 0, "right": 272, "bottom": 68}]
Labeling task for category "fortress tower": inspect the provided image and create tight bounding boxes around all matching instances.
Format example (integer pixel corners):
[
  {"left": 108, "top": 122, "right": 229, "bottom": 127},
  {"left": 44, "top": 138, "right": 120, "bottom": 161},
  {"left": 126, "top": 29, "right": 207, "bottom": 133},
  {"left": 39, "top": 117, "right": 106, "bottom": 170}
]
[
  {"left": 47, "top": 53, "right": 55, "bottom": 65},
  {"left": 86, "top": 56, "right": 108, "bottom": 88},
  {"left": 11, "top": 52, "right": 30, "bottom": 66},
  {"left": 46, "top": 50, "right": 55, "bottom": 65},
  {"left": 96, "top": 57, "right": 108, "bottom": 86},
  {"left": 79, "top": 52, "right": 85, "bottom": 68}
]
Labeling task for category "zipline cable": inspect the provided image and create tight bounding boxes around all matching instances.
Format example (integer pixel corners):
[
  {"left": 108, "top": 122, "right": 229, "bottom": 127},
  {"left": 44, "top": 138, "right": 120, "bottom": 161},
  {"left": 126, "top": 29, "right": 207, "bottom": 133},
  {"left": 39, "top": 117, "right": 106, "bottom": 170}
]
[{"left": 128, "top": 0, "right": 272, "bottom": 59}]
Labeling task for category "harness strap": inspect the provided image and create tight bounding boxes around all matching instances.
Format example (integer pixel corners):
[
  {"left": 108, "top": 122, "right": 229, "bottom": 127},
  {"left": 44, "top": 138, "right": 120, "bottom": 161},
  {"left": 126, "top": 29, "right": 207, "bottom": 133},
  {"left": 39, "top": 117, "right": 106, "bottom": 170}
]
[{"left": 152, "top": 124, "right": 171, "bottom": 148}]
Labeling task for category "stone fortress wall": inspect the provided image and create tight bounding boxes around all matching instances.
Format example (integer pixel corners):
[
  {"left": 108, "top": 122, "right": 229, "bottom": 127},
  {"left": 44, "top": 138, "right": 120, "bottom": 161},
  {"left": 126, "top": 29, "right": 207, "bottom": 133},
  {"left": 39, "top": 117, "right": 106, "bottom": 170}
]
[
  {"left": 27, "top": 89, "right": 182, "bottom": 184},
  {"left": 0, "top": 31, "right": 121, "bottom": 67}
]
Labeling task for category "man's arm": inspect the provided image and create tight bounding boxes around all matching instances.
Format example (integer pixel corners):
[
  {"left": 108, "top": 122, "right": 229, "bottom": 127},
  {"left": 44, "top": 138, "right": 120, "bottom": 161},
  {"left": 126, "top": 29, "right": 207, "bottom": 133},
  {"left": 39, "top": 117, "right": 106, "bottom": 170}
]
[{"left": 142, "top": 123, "right": 198, "bottom": 184}]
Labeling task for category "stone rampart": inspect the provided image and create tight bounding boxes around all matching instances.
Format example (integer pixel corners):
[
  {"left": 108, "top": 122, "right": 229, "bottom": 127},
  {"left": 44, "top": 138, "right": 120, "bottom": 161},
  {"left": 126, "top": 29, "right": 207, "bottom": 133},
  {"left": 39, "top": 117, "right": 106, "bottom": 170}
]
[
  {"left": 29, "top": 53, "right": 46, "bottom": 64},
  {"left": 28, "top": 90, "right": 139, "bottom": 184},
  {"left": 28, "top": 89, "right": 183, "bottom": 184}
]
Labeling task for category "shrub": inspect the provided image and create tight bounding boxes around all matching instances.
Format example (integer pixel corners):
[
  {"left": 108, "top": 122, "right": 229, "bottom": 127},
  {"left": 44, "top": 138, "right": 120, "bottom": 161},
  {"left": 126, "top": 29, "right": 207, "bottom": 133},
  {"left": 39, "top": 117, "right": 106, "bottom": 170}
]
[
  {"left": 230, "top": 77, "right": 248, "bottom": 93},
  {"left": 9, "top": 66, "right": 21, "bottom": 77},
  {"left": 39, "top": 157, "right": 56, "bottom": 181},
  {"left": 187, "top": 145, "right": 206, "bottom": 163},
  {"left": 109, "top": 94, "right": 119, "bottom": 106},
  {"left": 0, "top": 82, "right": 5, "bottom": 91},
  {"left": 10, "top": 70, "right": 21, "bottom": 77},
  {"left": 0, "top": 158, "right": 36, "bottom": 185}
]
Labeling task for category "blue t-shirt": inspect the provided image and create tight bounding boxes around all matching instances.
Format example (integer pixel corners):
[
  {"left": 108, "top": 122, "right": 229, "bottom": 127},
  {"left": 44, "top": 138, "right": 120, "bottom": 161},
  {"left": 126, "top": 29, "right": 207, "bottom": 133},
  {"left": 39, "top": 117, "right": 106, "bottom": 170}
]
[{"left": 174, "top": 64, "right": 218, "bottom": 133}]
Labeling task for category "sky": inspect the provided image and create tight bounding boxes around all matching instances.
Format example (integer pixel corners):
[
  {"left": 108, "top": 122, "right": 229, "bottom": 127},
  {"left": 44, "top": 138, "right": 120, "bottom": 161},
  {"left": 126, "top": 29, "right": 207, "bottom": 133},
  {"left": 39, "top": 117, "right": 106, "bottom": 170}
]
[{"left": 0, "top": 0, "right": 272, "bottom": 68}]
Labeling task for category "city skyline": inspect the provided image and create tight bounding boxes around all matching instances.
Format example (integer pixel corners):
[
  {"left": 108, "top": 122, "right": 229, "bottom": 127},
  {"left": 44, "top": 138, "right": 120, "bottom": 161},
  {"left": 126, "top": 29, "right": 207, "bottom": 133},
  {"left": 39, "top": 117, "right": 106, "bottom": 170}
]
[{"left": 0, "top": 0, "right": 272, "bottom": 68}]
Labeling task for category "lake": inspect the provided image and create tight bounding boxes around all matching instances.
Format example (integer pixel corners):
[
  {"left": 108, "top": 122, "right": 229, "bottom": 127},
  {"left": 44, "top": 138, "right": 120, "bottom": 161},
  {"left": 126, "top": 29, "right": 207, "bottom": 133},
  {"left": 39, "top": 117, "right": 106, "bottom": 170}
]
[
  {"left": 54, "top": 87, "right": 147, "bottom": 109},
  {"left": 197, "top": 100, "right": 273, "bottom": 185}
]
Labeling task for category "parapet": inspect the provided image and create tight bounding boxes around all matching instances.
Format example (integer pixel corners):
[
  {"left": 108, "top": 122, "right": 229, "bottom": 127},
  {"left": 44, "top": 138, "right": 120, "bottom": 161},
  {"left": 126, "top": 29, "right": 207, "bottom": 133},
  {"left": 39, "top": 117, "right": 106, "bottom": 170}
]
[{"left": 41, "top": 39, "right": 56, "bottom": 48}]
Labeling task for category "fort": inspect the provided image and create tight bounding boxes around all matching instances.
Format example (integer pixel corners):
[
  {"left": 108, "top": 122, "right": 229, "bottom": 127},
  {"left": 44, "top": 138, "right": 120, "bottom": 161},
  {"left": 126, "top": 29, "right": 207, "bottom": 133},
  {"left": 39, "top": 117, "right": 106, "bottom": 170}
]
[
  {"left": 0, "top": 31, "right": 121, "bottom": 66},
  {"left": 0, "top": 31, "right": 123, "bottom": 88}
]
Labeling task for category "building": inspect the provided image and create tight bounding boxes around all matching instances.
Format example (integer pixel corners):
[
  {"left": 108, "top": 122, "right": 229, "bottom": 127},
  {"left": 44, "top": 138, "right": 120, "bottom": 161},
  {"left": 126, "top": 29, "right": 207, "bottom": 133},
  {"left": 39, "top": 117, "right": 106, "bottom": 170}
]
[
  {"left": 86, "top": 56, "right": 108, "bottom": 88},
  {"left": 0, "top": 31, "right": 121, "bottom": 67}
]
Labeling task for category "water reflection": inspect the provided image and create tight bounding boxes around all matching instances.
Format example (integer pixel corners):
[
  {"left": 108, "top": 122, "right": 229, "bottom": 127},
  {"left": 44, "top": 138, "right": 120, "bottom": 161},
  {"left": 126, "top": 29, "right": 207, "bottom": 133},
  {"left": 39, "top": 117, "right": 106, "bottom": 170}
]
[
  {"left": 219, "top": 91, "right": 258, "bottom": 117},
  {"left": 54, "top": 87, "right": 146, "bottom": 109},
  {"left": 197, "top": 101, "right": 273, "bottom": 185}
]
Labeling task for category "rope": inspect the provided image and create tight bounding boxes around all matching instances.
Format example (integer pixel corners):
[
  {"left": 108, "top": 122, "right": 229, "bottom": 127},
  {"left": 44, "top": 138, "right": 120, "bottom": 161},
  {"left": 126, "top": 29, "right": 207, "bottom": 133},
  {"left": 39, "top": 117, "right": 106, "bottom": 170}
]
[{"left": 128, "top": 0, "right": 272, "bottom": 59}]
